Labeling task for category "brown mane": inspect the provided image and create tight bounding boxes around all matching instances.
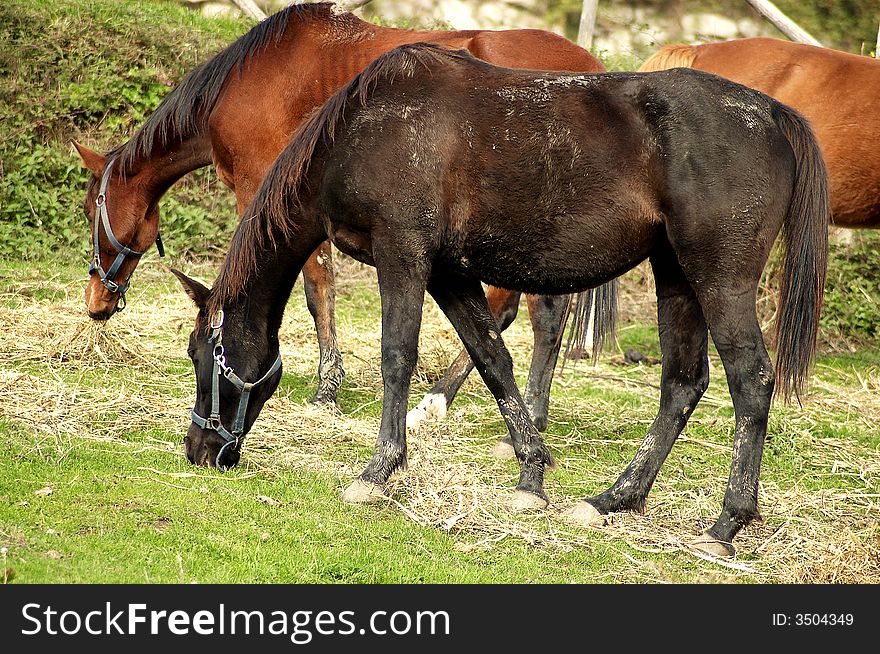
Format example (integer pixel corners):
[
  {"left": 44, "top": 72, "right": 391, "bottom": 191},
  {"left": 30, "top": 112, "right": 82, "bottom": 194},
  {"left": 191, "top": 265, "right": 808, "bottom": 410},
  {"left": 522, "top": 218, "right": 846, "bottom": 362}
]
[
  {"left": 111, "top": 3, "right": 345, "bottom": 173},
  {"left": 638, "top": 43, "right": 698, "bottom": 72},
  {"left": 208, "top": 43, "right": 473, "bottom": 315}
]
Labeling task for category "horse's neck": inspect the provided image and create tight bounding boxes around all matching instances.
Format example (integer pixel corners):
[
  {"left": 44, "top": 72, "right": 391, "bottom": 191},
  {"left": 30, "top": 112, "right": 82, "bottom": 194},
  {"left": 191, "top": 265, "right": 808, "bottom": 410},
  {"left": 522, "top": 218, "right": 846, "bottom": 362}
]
[
  {"left": 220, "top": 203, "right": 328, "bottom": 341},
  {"left": 122, "top": 131, "right": 214, "bottom": 202},
  {"left": 226, "top": 247, "right": 297, "bottom": 343}
]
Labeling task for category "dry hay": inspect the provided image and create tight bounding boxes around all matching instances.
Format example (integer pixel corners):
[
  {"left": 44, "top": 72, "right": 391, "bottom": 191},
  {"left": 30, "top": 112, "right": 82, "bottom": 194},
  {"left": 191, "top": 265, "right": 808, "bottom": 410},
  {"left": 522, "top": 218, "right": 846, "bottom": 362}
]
[{"left": 1, "top": 258, "right": 878, "bottom": 583}]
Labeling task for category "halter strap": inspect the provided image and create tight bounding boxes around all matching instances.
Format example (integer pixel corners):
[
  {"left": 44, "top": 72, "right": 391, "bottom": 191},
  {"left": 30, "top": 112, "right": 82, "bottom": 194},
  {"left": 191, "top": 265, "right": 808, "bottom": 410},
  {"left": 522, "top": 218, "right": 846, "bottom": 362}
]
[
  {"left": 190, "top": 312, "right": 282, "bottom": 468},
  {"left": 88, "top": 157, "right": 165, "bottom": 310}
]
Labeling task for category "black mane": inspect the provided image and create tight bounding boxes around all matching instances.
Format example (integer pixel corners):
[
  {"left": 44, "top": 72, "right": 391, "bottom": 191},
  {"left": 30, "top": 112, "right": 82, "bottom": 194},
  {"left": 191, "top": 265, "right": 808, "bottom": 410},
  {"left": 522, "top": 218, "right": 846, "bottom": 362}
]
[{"left": 209, "top": 43, "right": 472, "bottom": 314}]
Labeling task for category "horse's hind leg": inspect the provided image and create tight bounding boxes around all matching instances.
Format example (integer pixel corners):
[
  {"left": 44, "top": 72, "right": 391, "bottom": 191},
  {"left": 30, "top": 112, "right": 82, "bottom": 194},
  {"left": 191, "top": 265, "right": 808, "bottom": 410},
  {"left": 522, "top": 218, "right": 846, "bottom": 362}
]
[
  {"left": 428, "top": 276, "right": 554, "bottom": 508},
  {"left": 406, "top": 286, "right": 521, "bottom": 429},
  {"left": 690, "top": 288, "right": 774, "bottom": 558},
  {"left": 302, "top": 241, "right": 345, "bottom": 405},
  {"left": 568, "top": 245, "right": 709, "bottom": 526},
  {"left": 523, "top": 293, "right": 570, "bottom": 431}
]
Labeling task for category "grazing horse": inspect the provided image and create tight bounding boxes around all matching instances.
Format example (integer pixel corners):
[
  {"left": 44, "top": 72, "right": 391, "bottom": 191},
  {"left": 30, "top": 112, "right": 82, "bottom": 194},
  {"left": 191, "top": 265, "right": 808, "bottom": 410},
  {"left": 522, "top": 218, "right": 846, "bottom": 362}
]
[
  {"left": 640, "top": 37, "right": 880, "bottom": 227},
  {"left": 74, "top": 1, "right": 606, "bottom": 419},
  {"left": 174, "top": 44, "right": 828, "bottom": 557}
]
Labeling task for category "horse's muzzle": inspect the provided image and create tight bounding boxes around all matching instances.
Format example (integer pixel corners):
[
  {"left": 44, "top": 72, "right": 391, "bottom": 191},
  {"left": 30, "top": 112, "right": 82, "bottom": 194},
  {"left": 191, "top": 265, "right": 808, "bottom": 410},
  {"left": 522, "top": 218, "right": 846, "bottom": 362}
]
[{"left": 84, "top": 277, "right": 119, "bottom": 321}]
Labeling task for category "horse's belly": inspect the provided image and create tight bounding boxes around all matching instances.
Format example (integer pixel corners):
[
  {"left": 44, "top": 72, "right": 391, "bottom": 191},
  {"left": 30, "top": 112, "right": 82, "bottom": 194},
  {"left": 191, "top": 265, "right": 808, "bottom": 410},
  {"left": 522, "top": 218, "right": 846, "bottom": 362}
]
[{"left": 462, "top": 217, "right": 659, "bottom": 295}]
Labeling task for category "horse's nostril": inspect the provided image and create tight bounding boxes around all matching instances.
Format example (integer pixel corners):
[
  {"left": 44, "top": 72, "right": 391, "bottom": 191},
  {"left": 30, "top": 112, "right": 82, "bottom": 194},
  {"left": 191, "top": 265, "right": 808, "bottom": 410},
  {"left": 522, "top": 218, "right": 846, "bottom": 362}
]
[{"left": 88, "top": 310, "right": 112, "bottom": 321}]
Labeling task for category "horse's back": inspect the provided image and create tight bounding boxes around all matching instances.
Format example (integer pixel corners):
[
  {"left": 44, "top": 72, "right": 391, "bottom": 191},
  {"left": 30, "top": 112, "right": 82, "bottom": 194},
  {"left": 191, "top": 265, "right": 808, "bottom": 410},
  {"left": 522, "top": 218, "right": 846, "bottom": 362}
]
[
  {"left": 207, "top": 6, "right": 602, "bottom": 188},
  {"left": 643, "top": 38, "right": 880, "bottom": 227},
  {"left": 464, "top": 28, "right": 604, "bottom": 72},
  {"left": 319, "top": 54, "right": 803, "bottom": 293}
]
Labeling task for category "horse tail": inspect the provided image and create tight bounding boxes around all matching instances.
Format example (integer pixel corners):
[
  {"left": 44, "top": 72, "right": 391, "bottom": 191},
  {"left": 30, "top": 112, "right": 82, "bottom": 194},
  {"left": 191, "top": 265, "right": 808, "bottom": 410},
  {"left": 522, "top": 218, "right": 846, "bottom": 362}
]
[
  {"left": 563, "top": 280, "right": 619, "bottom": 363},
  {"left": 771, "top": 102, "right": 830, "bottom": 402},
  {"left": 638, "top": 44, "right": 698, "bottom": 72}
]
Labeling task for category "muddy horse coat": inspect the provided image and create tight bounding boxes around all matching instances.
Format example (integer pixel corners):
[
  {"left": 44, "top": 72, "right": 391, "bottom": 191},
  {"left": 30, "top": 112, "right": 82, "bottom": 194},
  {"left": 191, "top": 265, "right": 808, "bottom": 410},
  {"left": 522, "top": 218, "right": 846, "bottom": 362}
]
[
  {"left": 74, "top": 1, "right": 606, "bottom": 425},
  {"left": 175, "top": 44, "right": 828, "bottom": 557}
]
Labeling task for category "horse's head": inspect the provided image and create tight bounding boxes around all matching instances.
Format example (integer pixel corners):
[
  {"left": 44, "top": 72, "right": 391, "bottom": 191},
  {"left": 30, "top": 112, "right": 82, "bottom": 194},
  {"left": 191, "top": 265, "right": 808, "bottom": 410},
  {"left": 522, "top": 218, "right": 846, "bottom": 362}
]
[
  {"left": 73, "top": 141, "right": 162, "bottom": 320},
  {"left": 173, "top": 269, "right": 283, "bottom": 469}
]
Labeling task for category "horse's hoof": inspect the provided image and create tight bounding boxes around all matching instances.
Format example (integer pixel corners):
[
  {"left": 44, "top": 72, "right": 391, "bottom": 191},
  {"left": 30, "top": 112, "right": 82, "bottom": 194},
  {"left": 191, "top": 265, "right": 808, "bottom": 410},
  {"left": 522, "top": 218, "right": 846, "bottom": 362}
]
[
  {"left": 342, "top": 478, "right": 386, "bottom": 503},
  {"left": 309, "top": 391, "right": 338, "bottom": 407},
  {"left": 689, "top": 531, "right": 736, "bottom": 558},
  {"left": 406, "top": 392, "right": 447, "bottom": 430},
  {"left": 508, "top": 490, "right": 548, "bottom": 512},
  {"left": 491, "top": 437, "right": 516, "bottom": 459},
  {"left": 531, "top": 414, "right": 548, "bottom": 432},
  {"left": 562, "top": 501, "right": 606, "bottom": 527}
]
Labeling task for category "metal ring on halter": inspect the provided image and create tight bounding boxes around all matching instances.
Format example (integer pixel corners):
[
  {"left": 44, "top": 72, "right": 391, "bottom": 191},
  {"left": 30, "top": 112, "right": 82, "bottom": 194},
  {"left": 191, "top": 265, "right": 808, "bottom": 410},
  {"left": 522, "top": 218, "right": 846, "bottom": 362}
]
[{"left": 215, "top": 437, "right": 240, "bottom": 469}]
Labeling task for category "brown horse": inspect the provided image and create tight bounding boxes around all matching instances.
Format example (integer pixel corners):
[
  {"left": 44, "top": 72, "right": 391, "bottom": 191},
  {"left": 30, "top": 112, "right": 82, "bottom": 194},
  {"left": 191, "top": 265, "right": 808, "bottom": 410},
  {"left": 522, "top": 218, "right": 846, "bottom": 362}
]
[
  {"left": 640, "top": 37, "right": 880, "bottom": 227},
  {"left": 174, "top": 44, "right": 828, "bottom": 557},
  {"left": 75, "top": 2, "right": 605, "bottom": 418}
]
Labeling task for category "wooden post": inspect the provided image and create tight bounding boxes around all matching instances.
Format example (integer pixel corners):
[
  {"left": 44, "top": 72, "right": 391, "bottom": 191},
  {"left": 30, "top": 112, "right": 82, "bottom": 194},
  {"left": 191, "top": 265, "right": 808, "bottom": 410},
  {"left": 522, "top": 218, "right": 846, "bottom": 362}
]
[
  {"left": 577, "top": 0, "right": 599, "bottom": 50},
  {"left": 744, "top": 0, "right": 822, "bottom": 47},
  {"left": 230, "top": 0, "right": 266, "bottom": 21},
  {"left": 875, "top": 21, "right": 879, "bottom": 58}
]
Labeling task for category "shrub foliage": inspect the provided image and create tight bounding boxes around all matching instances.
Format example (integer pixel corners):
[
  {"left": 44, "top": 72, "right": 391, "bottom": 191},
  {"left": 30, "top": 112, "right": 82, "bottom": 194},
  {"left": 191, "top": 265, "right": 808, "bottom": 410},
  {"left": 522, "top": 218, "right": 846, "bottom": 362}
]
[{"left": 0, "top": 0, "right": 247, "bottom": 262}]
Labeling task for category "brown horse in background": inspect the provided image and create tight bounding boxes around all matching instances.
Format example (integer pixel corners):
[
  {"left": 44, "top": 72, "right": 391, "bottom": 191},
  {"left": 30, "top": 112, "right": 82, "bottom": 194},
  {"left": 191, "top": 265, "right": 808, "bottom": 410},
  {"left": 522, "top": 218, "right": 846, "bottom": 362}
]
[
  {"left": 641, "top": 37, "right": 880, "bottom": 227},
  {"left": 74, "top": 2, "right": 605, "bottom": 418}
]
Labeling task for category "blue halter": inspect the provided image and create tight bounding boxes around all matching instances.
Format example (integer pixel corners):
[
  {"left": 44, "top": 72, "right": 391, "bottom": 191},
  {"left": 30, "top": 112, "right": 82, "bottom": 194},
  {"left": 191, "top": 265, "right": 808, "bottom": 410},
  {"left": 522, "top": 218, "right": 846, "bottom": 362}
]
[
  {"left": 190, "top": 310, "right": 282, "bottom": 468},
  {"left": 88, "top": 158, "right": 165, "bottom": 311}
]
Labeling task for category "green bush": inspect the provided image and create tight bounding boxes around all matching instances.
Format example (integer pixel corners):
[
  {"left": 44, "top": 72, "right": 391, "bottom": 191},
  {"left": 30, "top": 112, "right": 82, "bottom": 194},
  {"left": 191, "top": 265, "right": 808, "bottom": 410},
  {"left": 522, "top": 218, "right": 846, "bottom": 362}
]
[
  {"left": 0, "top": 0, "right": 248, "bottom": 262},
  {"left": 821, "top": 232, "right": 880, "bottom": 340}
]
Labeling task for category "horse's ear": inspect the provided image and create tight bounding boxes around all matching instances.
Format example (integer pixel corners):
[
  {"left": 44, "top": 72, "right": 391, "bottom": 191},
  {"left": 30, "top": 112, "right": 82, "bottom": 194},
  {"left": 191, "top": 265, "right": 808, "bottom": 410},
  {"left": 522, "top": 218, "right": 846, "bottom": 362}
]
[
  {"left": 71, "top": 140, "right": 107, "bottom": 177},
  {"left": 170, "top": 268, "right": 210, "bottom": 309}
]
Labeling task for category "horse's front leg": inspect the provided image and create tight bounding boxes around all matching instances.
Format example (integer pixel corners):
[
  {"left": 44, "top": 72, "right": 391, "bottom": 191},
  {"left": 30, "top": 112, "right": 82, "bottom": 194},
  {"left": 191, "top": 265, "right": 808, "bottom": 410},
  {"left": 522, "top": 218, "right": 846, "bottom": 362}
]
[
  {"left": 302, "top": 241, "right": 345, "bottom": 406},
  {"left": 490, "top": 292, "right": 570, "bottom": 459},
  {"left": 428, "top": 276, "right": 554, "bottom": 510},
  {"left": 342, "top": 257, "right": 428, "bottom": 502}
]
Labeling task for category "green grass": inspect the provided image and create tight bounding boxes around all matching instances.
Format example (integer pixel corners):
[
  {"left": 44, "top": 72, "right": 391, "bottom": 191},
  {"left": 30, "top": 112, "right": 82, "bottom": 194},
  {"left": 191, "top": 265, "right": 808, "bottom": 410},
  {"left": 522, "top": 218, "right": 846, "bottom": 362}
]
[
  {"left": 0, "top": 0, "right": 245, "bottom": 261},
  {"left": 3, "top": 426, "right": 615, "bottom": 584},
  {"left": 1, "top": 256, "right": 878, "bottom": 585}
]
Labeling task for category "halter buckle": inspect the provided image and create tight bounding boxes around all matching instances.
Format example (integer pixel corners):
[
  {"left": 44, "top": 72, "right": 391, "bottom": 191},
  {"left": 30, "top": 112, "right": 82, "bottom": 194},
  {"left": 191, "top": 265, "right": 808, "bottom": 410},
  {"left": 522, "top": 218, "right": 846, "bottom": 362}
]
[
  {"left": 95, "top": 193, "right": 106, "bottom": 207},
  {"left": 210, "top": 309, "right": 225, "bottom": 330},
  {"left": 213, "top": 344, "right": 227, "bottom": 370}
]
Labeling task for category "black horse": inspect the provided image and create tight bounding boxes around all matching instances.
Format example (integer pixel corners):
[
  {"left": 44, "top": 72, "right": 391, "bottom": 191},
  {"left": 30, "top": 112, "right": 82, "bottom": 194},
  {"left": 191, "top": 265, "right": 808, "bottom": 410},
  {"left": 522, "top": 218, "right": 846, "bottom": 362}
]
[{"left": 174, "top": 44, "right": 829, "bottom": 557}]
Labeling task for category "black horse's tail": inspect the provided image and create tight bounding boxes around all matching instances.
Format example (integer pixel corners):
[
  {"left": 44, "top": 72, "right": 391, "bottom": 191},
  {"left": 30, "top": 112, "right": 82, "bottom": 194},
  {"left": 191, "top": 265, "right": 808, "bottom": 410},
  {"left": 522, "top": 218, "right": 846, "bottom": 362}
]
[
  {"left": 772, "top": 102, "right": 830, "bottom": 402},
  {"left": 563, "top": 279, "right": 619, "bottom": 363}
]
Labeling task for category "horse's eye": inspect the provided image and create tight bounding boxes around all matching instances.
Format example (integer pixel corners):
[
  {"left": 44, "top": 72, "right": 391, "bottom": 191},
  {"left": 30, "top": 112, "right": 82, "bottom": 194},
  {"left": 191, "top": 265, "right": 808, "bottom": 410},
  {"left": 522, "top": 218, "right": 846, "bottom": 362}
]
[{"left": 186, "top": 348, "right": 195, "bottom": 359}]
